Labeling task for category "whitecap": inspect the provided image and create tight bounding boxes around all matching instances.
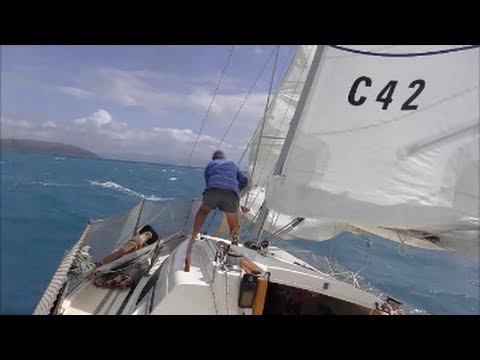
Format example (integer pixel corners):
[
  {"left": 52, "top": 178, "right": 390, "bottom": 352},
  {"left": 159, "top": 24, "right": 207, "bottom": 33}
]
[{"left": 89, "top": 180, "right": 172, "bottom": 201}]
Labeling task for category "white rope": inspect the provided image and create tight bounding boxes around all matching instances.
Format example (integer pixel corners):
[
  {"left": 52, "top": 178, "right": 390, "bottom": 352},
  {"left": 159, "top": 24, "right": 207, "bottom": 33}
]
[
  {"left": 210, "top": 263, "right": 220, "bottom": 315},
  {"left": 68, "top": 245, "right": 96, "bottom": 282},
  {"left": 224, "top": 267, "right": 230, "bottom": 315}
]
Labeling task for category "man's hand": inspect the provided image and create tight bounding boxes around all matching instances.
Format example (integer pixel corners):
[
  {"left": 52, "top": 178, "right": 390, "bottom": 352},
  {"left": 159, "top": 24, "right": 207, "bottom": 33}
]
[{"left": 240, "top": 205, "right": 250, "bottom": 213}]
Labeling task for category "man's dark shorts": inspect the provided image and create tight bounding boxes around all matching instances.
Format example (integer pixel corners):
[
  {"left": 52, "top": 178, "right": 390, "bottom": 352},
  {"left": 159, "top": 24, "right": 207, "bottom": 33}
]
[{"left": 203, "top": 188, "right": 239, "bottom": 213}]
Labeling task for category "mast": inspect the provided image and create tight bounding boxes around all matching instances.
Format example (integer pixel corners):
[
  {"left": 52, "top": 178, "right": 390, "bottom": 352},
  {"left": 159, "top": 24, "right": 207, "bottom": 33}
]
[{"left": 250, "top": 45, "right": 327, "bottom": 243}]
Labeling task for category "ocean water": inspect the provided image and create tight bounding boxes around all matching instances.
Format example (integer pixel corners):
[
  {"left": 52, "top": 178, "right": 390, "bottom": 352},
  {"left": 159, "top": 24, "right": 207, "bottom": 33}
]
[{"left": 1, "top": 150, "right": 478, "bottom": 315}]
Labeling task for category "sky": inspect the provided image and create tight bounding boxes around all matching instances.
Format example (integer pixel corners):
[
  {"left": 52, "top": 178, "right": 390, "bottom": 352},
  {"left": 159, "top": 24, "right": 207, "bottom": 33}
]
[{"left": 1, "top": 45, "right": 295, "bottom": 166}]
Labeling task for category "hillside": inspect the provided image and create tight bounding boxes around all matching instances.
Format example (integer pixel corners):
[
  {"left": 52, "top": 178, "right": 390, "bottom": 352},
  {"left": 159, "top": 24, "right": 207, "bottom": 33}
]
[{"left": 0, "top": 138, "right": 100, "bottom": 158}]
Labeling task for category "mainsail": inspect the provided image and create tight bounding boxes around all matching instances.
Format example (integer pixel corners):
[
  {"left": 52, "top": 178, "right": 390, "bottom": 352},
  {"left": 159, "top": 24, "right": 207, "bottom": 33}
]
[
  {"left": 244, "top": 45, "right": 449, "bottom": 249},
  {"left": 255, "top": 45, "right": 479, "bottom": 252}
]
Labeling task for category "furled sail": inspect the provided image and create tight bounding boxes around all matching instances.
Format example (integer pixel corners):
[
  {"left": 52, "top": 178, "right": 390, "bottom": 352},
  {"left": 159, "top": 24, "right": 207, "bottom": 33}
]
[{"left": 263, "top": 45, "right": 479, "bottom": 252}]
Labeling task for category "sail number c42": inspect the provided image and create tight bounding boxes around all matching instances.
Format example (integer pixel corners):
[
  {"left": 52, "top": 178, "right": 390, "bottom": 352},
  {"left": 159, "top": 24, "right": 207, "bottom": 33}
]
[{"left": 348, "top": 76, "right": 425, "bottom": 111}]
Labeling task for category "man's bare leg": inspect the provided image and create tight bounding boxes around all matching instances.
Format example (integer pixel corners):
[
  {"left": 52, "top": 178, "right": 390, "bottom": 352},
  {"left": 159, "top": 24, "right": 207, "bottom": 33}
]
[
  {"left": 185, "top": 204, "right": 211, "bottom": 272},
  {"left": 191, "top": 203, "right": 211, "bottom": 240},
  {"left": 225, "top": 211, "right": 240, "bottom": 245}
]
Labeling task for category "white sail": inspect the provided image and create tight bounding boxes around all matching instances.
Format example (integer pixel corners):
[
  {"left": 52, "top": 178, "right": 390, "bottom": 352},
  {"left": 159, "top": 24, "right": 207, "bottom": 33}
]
[
  {"left": 248, "top": 45, "right": 316, "bottom": 187},
  {"left": 244, "top": 45, "right": 446, "bottom": 250},
  {"left": 243, "top": 186, "right": 445, "bottom": 250},
  {"left": 244, "top": 46, "right": 349, "bottom": 243},
  {"left": 264, "top": 45, "right": 479, "bottom": 250}
]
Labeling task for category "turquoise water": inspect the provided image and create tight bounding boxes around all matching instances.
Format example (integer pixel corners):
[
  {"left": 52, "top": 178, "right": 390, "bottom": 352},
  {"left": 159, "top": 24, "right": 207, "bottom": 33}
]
[{"left": 1, "top": 150, "right": 478, "bottom": 314}]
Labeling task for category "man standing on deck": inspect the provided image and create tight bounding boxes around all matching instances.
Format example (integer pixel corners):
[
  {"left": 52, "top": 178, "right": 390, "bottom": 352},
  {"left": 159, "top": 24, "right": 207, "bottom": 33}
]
[
  {"left": 185, "top": 150, "right": 248, "bottom": 271},
  {"left": 191, "top": 150, "right": 248, "bottom": 244}
]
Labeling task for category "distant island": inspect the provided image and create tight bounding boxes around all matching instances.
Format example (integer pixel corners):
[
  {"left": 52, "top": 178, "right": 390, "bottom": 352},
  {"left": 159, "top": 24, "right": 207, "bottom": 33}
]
[{"left": 0, "top": 138, "right": 100, "bottom": 159}]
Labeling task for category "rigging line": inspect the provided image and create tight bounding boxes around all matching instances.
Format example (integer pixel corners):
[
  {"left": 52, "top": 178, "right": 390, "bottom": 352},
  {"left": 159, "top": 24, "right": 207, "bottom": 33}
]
[
  {"left": 201, "top": 46, "right": 276, "bottom": 233},
  {"left": 244, "top": 45, "right": 281, "bottom": 208},
  {"left": 183, "top": 198, "right": 196, "bottom": 229},
  {"left": 252, "top": 45, "right": 316, "bottom": 191},
  {"left": 273, "top": 45, "right": 297, "bottom": 89},
  {"left": 268, "top": 210, "right": 279, "bottom": 235},
  {"left": 236, "top": 46, "right": 296, "bottom": 167},
  {"left": 329, "top": 224, "right": 337, "bottom": 261},
  {"left": 265, "top": 217, "right": 304, "bottom": 243},
  {"left": 396, "top": 231, "right": 408, "bottom": 256},
  {"left": 204, "top": 208, "right": 219, "bottom": 234},
  {"left": 216, "top": 47, "right": 277, "bottom": 150},
  {"left": 237, "top": 118, "right": 262, "bottom": 166},
  {"left": 216, "top": 54, "right": 278, "bottom": 232},
  {"left": 353, "top": 236, "right": 373, "bottom": 276},
  {"left": 239, "top": 47, "right": 314, "bottom": 228},
  {"left": 247, "top": 148, "right": 283, "bottom": 207},
  {"left": 248, "top": 170, "right": 272, "bottom": 207},
  {"left": 185, "top": 45, "right": 236, "bottom": 167},
  {"left": 235, "top": 204, "right": 263, "bottom": 240}
]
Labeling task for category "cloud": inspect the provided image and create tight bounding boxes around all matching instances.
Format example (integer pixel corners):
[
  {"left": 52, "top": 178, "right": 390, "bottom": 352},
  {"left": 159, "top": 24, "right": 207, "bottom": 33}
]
[
  {"left": 73, "top": 109, "right": 112, "bottom": 127},
  {"left": 42, "top": 121, "right": 57, "bottom": 128},
  {"left": 0, "top": 110, "right": 245, "bottom": 166},
  {"left": 152, "top": 127, "right": 218, "bottom": 144},
  {"left": 55, "top": 67, "right": 268, "bottom": 136},
  {"left": 253, "top": 46, "right": 266, "bottom": 55},
  {"left": 57, "top": 86, "right": 94, "bottom": 98},
  {"left": 187, "top": 88, "right": 267, "bottom": 133},
  {"left": 1, "top": 117, "right": 33, "bottom": 129},
  {"left": 76, "top": 68, "right": 186, "bottom": 114},
  {"left": 2, "top": 46, "right": 290, "bottom": 168},
  {"left": 12, "top": 63, "right": 270, "bottom": 161}
]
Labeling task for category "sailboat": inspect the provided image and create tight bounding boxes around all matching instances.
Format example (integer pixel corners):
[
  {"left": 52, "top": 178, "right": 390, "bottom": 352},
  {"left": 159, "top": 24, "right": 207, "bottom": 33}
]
[{"left": 34, "top": 45, "right": 479, "bottom": 315}]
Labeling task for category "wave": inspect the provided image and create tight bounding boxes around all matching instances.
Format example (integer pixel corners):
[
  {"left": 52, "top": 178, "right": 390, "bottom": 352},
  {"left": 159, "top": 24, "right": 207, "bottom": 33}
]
[
  {"left": 54, "top": 157, "right": 66, "bottom": 160},
  {"left": 169, "top": 177, "right": 178, "bottom": 181},
  {"left": 31, "top": 181, "right": 78, "bottom": 187},
  {"left": 89, "top": 180, "right": 173, "bottom": 201}
]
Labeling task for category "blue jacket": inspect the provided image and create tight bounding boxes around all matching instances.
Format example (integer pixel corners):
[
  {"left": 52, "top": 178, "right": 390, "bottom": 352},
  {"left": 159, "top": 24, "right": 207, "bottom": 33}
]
[{"left": 204, "top": 159, "right": 248, "bottom": 196}]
